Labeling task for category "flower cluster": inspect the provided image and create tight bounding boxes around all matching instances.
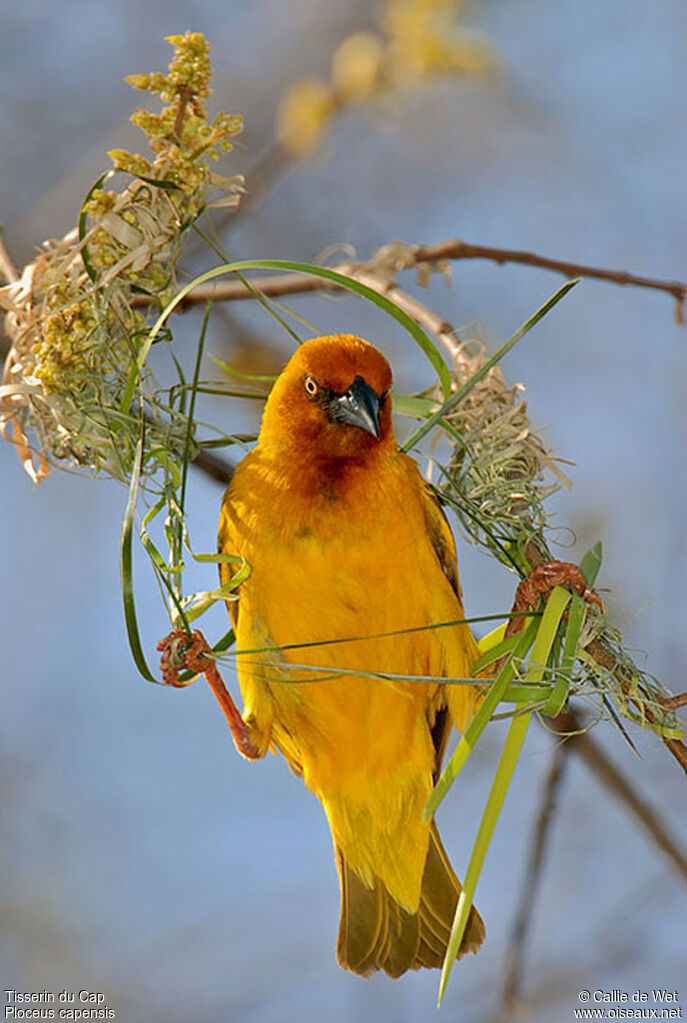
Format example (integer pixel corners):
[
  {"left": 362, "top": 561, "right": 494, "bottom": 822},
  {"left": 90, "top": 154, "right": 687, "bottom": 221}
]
[{"left": 0, "top": 32, "right": 243, "bottom": 483}]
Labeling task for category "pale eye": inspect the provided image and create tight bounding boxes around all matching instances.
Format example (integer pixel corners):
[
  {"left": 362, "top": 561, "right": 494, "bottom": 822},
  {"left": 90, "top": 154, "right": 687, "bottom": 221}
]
[{"left": 304, "top": 375, "right": 319, "bottom": 397}]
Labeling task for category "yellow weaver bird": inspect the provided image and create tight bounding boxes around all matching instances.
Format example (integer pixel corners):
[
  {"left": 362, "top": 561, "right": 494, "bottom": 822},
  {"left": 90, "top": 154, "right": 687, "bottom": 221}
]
[{"left": 217, "top": 334, "right": 485, "bottom": 976}]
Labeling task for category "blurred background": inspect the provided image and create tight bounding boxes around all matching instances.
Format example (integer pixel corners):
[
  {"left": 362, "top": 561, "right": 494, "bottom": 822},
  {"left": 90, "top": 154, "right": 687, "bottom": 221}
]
[{"left": 1, "top": 2, "right": 685, "bottom": 1021}]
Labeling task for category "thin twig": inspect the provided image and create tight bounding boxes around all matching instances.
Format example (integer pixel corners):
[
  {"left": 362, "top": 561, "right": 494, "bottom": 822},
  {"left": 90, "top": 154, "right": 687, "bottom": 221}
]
[
  {"left": 551, "top": 709, "right": 687, "bottom": 879},
  {"left": 172, "top": 88, "right": 191, "bottom": 141},
  {"left": 130, "top": 239, "right": 687, "bottom": 321},
  {"left": 417, "top": 240, "right": 686, "bottom": 324},
  {"left": 659, "top": 692, "right": 687, "bottom": 711},
  {"left": 503, "top": 740, "right": 569, "bottom": 1012}
]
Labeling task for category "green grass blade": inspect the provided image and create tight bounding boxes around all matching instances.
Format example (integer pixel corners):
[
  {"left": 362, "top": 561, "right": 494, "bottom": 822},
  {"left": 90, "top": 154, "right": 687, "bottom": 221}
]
[
  {"left": 138, "top": 529, "right": 191, "bottom": 633},
  {"left": 179, "top": 299, "right": 211, "bottom": 515},
  {"left": 402, "top": 279, "right": 579, "bottom": 452},
  {"left": 391, "top": 394, "right": 439, "bottom": 417},
  {"left": 437, "top": 585, "right": 573, "bottom": 1004},
  {"left": 424, "top": 617, "right": 539, "bottom": 820},
  {"left": 524, "top": 586, "right": 571, "bottom": 681},
  {"left": 119, "top": 259, "right": 453, "bottom": 414},
  {"left": 561, "top": 594, "right": 587, "bottom": 667},
  {"left": 209, "top": 352, "right": 277, "bottom": 383},
  {"left": 437, "top": 710, "right": 532, "bottom": 1006},
  {"left": 542, "top": 595, "right": 587, "bottom": 717},
  {"left": 469, "top": 626, "right": 536, "bottom": 676},
  {"left": 503, "top": 683, "right": 553, "bottom": 703},
  {"left": 78, "top": 171, "right": 111, "bottom": 283},
  {"left": 579, "top": 540, "right": 603, "bottom": 586},
  {"left": 120, "top": 436, "right": 158, "bottom": 682}
]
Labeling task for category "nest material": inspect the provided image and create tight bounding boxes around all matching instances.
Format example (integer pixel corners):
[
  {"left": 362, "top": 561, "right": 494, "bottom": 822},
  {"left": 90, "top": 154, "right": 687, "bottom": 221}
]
[
  {"left": 0, "top": 217, "right": 188, "bottom": 483},
  {"left": 435, "top": 334, "right": 570, "bottom": 558}
]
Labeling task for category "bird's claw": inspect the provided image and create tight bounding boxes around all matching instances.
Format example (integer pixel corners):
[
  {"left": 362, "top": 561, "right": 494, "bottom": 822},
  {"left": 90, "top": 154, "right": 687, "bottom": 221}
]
[
  {"left": 486, "top": 560, "right": 604, "bottom": 677},
  {"left": 506, "top": 559, "right": 603, "bottom": 639},
  {"left": 157, "top": 629, "right": 213, "bottom": 686}
]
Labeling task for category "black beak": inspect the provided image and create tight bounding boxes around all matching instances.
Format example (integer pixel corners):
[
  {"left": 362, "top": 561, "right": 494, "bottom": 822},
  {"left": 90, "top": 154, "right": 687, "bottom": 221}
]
[{"left": 329, "top": 375, "right": 381, "bottom": 438}]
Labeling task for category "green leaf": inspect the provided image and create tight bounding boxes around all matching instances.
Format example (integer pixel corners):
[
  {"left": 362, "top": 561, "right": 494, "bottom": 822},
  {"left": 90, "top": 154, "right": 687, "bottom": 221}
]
[
  {"left": 437, "top": 585, "right": 573, "bottom": 1004},
  {"left": 524, "top": 585, "right": 571, "bottom": 683},
  {"left": 120, "top": 436, "right": 158, "bottom": 682},
  {"left": 402, "top": 279, "right": 579, "bottom": 452},
  {"left": 424, "top": 617, "right": 539, "bottom": 820},
  {"left": 437, "top": 710, "right": 532, "bottom": 1006},
  {"left": 502, "top": 683, "right": 553, "bottom": 704},
  {"left": 469, "top": 626, "right": 534, "bottom": 676},
  {"left": 541, "top": 594, "right": 587, "bottom": 717},
  {"left": 78, "top": 171, "right": 112, "bottom": 283},
  {"left": 390, "top": 393, "right": 440, "bottom": 417},
  {"left": 579, "top": 540, "right": 603, "bottom": 587}
]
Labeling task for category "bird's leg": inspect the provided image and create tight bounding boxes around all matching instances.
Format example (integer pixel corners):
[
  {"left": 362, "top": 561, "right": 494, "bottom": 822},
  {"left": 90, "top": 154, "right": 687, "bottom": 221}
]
[{"left": 157, "top": 629, "right": 263, "bottom": 760}]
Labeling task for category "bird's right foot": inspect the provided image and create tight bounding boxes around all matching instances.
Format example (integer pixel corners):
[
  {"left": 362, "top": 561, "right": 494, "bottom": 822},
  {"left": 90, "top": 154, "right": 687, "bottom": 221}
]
[{"left": 157, "top": 629, "right": 264, "bottom": 760}]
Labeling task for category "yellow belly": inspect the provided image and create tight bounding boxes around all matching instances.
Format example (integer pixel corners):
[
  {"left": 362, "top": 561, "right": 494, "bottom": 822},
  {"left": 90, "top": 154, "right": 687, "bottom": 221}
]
[{"left": 233, "top": 518, "right": 475, "bottom": 908}]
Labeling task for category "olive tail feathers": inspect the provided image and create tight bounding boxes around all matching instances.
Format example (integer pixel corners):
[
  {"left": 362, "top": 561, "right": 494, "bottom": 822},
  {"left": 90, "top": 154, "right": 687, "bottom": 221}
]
[{"left": 335, "top": 822, "right": 485, "bottom": 978}]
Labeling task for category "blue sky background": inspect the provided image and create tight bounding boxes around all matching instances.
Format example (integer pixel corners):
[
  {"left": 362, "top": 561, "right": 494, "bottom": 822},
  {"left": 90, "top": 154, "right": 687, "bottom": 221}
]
[{"left": 1, "top": 2, "right": 686, "bottom": 1020}]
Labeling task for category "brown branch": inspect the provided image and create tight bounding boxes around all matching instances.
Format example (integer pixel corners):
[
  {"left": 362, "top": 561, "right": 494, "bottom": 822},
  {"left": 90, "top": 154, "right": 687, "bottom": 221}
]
[
  {"left": 129, "top": 269, "right": 339, "bottom": 309},
  {"left": 131, "top": 239, "right": 687, "bottom": 322},
  {"left": 586, "top": 635, "right": 687, "bottom": 773},
  {"left": 551, "top": 709, "right": 687, "bottom": 879},
  {"left": 418, "top": 240, "right": 686, "bottom": 324},
  {"left": 657, "top": 691, "right": 687, "bottom": 711}
]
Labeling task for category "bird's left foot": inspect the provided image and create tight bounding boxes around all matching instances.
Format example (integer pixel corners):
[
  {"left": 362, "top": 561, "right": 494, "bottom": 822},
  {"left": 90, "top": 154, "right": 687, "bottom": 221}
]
[
  {"left": 157, "top": 629, "right": 263, "bottom": 760},
  {"left": 506, "top": 560, "right": 603, "bottom": 638}
]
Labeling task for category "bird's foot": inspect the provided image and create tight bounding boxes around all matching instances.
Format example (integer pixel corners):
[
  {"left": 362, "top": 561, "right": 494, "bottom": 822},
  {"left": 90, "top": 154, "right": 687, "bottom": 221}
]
[
  {"left": 506, "top": 560, "right": 603, "bottom": 639},
  {"left": 157, "top": 629, "right": 263, "bottom": 761},
  {"left": 486, "top": 561, "right": 603, "bottom": 677},
  {"left": 158, "top": 629, "right": 211, "bottom": 686}
]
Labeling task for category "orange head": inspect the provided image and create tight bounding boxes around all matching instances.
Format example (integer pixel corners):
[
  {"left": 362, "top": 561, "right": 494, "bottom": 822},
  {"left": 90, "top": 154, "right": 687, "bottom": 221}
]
[{"left": 258, "top": 335, "right": 394, "bottom": 461}]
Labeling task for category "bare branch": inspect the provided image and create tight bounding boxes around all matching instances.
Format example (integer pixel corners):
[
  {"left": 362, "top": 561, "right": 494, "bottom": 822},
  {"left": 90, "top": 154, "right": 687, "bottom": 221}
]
[
  {"left": 417, "top": 240, "right": 686, "bottom": 324},
  {"left": 132, "top": 239, "right": 687, "bottom": 321}
]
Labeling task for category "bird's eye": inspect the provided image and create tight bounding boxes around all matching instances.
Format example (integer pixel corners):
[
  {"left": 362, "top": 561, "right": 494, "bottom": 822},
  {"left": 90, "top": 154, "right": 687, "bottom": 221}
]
[{"left": 304, "top": 375, "right": 319, "bottom": 397}]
